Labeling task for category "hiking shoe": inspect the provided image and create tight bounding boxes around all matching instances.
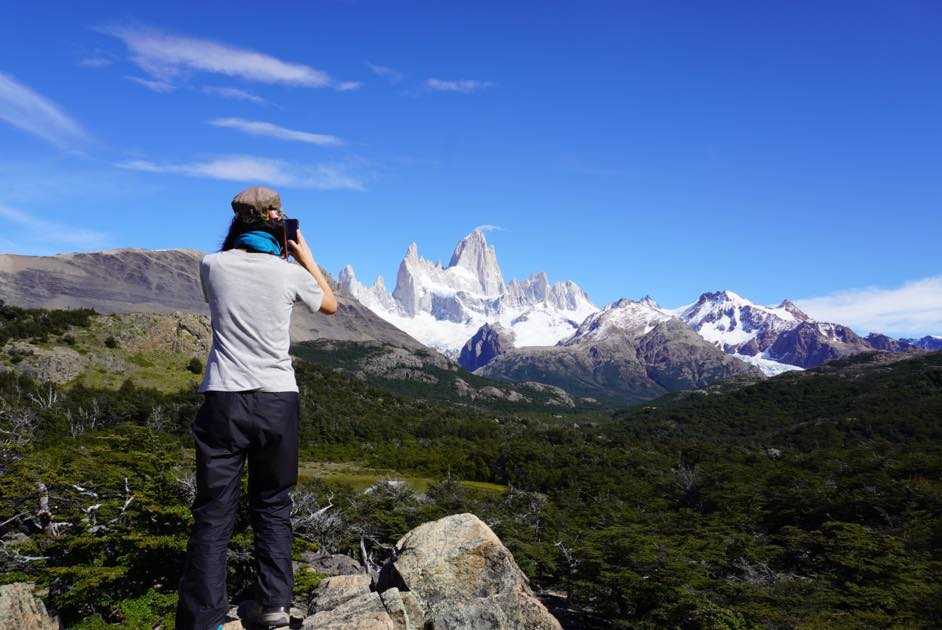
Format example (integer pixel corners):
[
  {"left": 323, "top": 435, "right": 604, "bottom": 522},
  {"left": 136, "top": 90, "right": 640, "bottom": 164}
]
[{"left": 241, "top": 602, "right": 290, "bottom": 628}]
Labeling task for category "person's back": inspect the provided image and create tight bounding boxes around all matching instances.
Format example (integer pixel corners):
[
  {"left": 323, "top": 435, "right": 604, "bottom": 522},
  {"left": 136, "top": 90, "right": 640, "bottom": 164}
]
[
  {"left": 176, "top": 186, "right": 337, "bottom": 630},
  {"left": 199, "top": 248, "right": 324, "bottom": 393}
]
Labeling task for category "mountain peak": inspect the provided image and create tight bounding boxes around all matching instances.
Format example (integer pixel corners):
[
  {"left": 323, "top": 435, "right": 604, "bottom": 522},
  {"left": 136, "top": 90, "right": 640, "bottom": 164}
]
[
  {"left": 564, "top": 296, "right": 673, "bottom": 344},
  {"left": 446, "top": 230, "right": 505, "bottom": 295},
  {"left": 777, "top": 299, "right": 812, "bottom": 322},
  {"left": 696, "top": 289, "right": 748, "bottom": 306},
  {"left": 339, "top": 264, "right": 356, "bottom": 283}
]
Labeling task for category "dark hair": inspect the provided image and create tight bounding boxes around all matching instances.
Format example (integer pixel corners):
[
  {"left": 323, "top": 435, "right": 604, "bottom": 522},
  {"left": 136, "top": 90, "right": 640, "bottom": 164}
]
[{"left": 219, "top": 216, "right": 285, "bottom": 253}]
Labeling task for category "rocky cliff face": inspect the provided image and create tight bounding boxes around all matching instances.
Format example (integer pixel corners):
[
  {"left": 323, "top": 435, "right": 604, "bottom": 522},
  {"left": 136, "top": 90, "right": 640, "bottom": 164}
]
[
  {"left": 458, "top": 323, "right": 515, "bottom": 372},
  {"left": 0, "top": 248, "right": 207, "bottom": 313},
  {"left": 767, "top": 321, "right": 880, "bottom": 369}
]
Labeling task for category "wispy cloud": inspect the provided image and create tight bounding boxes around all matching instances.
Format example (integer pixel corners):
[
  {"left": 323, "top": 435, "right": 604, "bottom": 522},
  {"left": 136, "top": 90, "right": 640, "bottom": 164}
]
[
  {"left": 0, "top": 204, "right": 108, "bottom": 247},
  {"left": 208, "top": 118, "right": 343, "bottom": 146},
  {"left": 202, "top": 85, "right": 268, "bottom": 105},
  {"left": 366, "top": 61, "right": 403, "bottom": 83},
  {"left": 335, "top": 81, "right": 362, "bottom": 92},
  {"left": 474, "top": 224, "right": 505, "bottom": 232},
  {"left": 79, "top": 55, "right": 112, "bottom": 68},
  {"left": 117, "top": 155, "right": 365, "bottom": 191},
  {"left": 127, "top": 75, "right": 175, "bottom": 93},
  {"left": 97, "top": 23, "right": 356, "bottom": 90},
  {"left": 795, "top": 275, "right": 942, "bottom": 336},
  {"left": 0, "top": 71, "right": 88, "bottom": 147},
  {"left": 426, "top": 78, "right": 492, "bottom": 93}
]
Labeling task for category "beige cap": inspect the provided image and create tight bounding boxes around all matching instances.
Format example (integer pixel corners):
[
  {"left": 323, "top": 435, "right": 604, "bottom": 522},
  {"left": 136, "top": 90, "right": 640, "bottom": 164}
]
[{"left": 231, "top": 185, "right": 283, "bottom": 222}]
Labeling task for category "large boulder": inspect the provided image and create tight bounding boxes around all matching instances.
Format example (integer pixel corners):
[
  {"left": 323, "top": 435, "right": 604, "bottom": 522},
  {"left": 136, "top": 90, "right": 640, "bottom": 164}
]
[
  {"left": 0, "top": 583, "right": 59, "bottom": 630},
  {"left": 212, "top": 513, "right": 563, "bottom": 629},
  {"left": 377, "top": 512, "right": 562, "bottom": 630}
]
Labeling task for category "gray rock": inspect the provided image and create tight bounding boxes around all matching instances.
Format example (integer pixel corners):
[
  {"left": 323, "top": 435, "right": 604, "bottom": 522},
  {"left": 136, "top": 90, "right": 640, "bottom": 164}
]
[
  {"left": 304, "top": 590, "right": 396, "bottom": 629},
  {"left": 378, "top": 512, "right": 562, "bottom": 630},
  {"left": 299, "top": 552, "right": 365, "bottom": 577},
  {"left": 308, "top": 573, "right": 373, "bottom": 615},
  {"left": 0, "top": 583, "right": 59, "bottom": 630},
  {"left": 378, "top": 587, "right": 412, "bottom": 630}
]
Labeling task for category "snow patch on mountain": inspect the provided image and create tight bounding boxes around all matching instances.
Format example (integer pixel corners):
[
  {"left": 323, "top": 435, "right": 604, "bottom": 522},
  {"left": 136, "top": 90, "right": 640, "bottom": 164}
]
[{"left": 733, "top": 352, "right": 803, "bottom": 376}]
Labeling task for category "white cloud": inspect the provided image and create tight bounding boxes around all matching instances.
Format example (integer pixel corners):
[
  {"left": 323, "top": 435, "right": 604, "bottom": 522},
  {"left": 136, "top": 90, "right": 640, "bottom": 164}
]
[
  {"left": 0, "top": 204, "right": 108, "bottom": 247},
  {"left": 366, "top": 61, "right": 403, "bottom": 83},
  {"left": 202, "top": 85, "right": 268, "bottom": 105},
  {"left": 127, "top": 75, "right": 175, "bottom": 93},
  {"left": 474, "top": 224, "right": 505, "bottom": 232},
  {"left": 0, "top": 71, "right": 88, "bottom": 147},
  {"left": 426, "top": 78, "right": 492, "bottom": 93},
  {"left": 117, "top": 155, "right": 365, "bottom": 191},
  {"left": 98, "top": 23, "right": 356, "bottom": 90},
  {"left": 208, "top": 118, "right": 343, "bottom": 146},
  {"left": 795, "top": 275, "right": 942, "bottom": 337},
  {"left": 335, "top": 81, "right": 362, "bottom": 92}
]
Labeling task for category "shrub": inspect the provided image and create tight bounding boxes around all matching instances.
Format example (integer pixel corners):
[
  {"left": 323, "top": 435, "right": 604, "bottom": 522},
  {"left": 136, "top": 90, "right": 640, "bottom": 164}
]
[{"left": 186, "top": 357, "right": 203, "bottom": 374}]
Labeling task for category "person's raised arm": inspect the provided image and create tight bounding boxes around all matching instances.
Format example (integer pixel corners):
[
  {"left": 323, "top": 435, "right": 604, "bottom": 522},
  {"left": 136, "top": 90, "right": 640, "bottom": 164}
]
[{"left": 287, "top": 228, "right": 338, "bottom": 314}]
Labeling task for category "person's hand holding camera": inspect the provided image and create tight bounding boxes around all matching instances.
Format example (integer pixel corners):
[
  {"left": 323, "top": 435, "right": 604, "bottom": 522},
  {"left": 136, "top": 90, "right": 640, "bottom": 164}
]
[
  {"left": 287, "top": 228, "right": 315, "bottom": 268},
  {"left": 287, "top": 228, "right": 338, "bottom": 314}
]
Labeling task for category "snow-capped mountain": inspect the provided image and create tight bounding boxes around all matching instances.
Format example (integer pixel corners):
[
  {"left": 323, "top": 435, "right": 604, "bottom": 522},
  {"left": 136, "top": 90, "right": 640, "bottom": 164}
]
[
  {"left": 339, "top": 231, "right": 930, "bottom": 377},
  {"left": 668, "top": 289, "right": 921, "bottom": 375},
  {"left": 673, "top": 290, "right": 809, "bottom": 354},
  {"left": 476, "top": 296, "right": 763, "bottom": 403},
  {"left": 339, "top": 230, "right": 598, "bottom": 357},
  {"left": 562, "top": 296, "right": 674, "bottom": 344}
]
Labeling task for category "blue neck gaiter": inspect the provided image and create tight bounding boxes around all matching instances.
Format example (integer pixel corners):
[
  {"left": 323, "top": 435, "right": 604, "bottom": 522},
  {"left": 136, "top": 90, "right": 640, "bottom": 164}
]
[{"left": 233, "top": 231, "right": 282, "bottom": 256}]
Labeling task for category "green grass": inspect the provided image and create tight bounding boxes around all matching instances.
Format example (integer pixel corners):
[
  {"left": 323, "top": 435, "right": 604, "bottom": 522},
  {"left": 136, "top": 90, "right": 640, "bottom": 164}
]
[
  {"left": 70, "top": 351, "right": 201, "bottom": 393},
  {"left": 299, "top": 460, "right": 507, "bottom": 494}
]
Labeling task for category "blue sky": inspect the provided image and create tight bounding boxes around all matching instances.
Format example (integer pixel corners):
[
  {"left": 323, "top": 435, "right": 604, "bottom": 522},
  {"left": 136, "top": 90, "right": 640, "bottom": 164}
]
[{"left": 1, "top": 1, "right": 940, "bottom": 336}]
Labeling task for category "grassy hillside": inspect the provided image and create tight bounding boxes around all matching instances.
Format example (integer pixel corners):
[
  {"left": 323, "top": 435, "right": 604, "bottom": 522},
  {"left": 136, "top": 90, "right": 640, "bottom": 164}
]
[{"left": 1, "top": 304, "right": 207, "bottom": 393}]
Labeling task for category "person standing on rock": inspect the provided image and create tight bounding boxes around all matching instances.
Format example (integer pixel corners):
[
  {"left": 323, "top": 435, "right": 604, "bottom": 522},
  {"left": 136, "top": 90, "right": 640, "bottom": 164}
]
[{"left": 175, "top": 186, "right": 337, "bottom": 630}]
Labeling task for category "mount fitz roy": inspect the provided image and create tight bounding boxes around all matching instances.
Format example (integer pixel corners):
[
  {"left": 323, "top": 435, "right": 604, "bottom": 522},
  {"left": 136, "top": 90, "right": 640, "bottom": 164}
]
[
  {"left": 339, "top": 229, "right": 598, "bottom": 358},
  {"left": 340, "top": 230, "right": 931, "bottom": 379}
]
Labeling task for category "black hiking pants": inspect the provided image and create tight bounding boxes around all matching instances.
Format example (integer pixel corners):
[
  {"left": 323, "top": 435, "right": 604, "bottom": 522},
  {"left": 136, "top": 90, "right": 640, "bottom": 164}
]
[{"left": 175, "top": 390, "right": 299, "bottom": 630}]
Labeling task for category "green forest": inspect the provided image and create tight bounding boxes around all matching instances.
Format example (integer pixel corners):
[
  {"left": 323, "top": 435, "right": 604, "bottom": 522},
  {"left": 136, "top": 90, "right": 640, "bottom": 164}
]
[{"left": 1, "top": 305, "right": 940, "bottom": 629}]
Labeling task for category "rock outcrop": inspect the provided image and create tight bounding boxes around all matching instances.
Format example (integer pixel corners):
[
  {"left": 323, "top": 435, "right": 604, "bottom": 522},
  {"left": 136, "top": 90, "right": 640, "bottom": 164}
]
[
  {"left": 0, "top": 583, "right": 59, "bottom": 630},
  {"left": 216, "top": 513, "right": 562, "bottom": 629},
  {"left": 374, "top": 512, "right": 562, "bottom": 629},
  {"left": 458, "top": 323, "right": 515, "bottom": 371}
]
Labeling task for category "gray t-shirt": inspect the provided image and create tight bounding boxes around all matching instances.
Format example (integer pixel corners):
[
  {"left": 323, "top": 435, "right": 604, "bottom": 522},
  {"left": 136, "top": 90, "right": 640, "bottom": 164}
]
[{"left": 198, "top": 249, "right": 325, "bottom": 393}]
